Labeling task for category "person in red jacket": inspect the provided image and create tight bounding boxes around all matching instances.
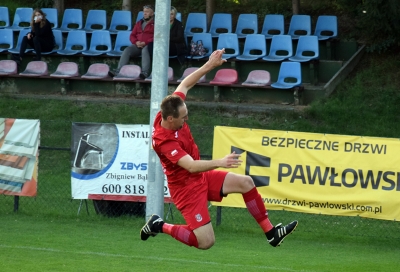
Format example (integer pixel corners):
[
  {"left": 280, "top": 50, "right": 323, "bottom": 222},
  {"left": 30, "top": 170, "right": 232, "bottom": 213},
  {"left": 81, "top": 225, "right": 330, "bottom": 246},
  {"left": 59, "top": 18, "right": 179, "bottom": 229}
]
[{"left": 109, "top": 5, "right": 155, "bottom": 79}]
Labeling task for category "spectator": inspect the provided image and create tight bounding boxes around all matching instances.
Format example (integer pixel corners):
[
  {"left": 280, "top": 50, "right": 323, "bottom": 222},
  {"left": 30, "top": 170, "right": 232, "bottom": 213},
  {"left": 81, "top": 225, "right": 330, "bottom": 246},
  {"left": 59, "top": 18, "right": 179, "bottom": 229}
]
[
  {"left": 12, "top": 8, "right": 55, "bottom": 65},
  {"left": 147, "top": 6, "right": 187, "bottom": 65},
  {"left": 109, "top": 5, "right": 155, "bottom": 79}
]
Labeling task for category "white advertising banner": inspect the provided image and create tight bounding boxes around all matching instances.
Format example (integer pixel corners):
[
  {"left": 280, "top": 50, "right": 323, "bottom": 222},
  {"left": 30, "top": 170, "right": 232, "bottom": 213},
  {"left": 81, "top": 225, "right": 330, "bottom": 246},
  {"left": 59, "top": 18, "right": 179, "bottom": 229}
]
[{"left": 71, "top": 123, "right": 171, "bottom": 202}]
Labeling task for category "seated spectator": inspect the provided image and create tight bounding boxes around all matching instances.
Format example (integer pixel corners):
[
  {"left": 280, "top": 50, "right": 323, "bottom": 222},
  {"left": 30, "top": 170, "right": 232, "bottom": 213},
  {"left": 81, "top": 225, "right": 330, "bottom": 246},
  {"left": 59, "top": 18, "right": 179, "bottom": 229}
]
[
  {"left": 109, "top": 5, "right": 155, "bottom": 79},
  {"left": 147, "top": 6, "right": 187, "bottom": 65},
  {"left": 12, "top": 8, "right": 55, "bottom": 65}
]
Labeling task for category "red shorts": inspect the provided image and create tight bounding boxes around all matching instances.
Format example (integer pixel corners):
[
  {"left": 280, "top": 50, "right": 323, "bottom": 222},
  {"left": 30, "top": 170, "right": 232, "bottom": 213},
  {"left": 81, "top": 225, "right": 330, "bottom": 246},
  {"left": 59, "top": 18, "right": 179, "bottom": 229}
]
[{"left": 169, "top": 170, "right": 228, "bottom": 230}]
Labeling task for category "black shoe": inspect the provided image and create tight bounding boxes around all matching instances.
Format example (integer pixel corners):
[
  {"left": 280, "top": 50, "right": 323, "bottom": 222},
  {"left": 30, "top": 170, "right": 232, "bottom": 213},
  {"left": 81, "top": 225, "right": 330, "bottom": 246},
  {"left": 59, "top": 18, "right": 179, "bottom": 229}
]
[
  {"left": 266, "top": 220, "right": 298, "bottom": 247},
  {"left": 108, "top": 69, "right": 117, "bottom": 77},
  {"left": 12, "top": 54, "right": 21, "bottom": 65},
  {"left": 140, "top": 214, "right": 164, "bottom": 241},
  {"left": 139, "top": 73, "right": 147, "bottom": 79}
]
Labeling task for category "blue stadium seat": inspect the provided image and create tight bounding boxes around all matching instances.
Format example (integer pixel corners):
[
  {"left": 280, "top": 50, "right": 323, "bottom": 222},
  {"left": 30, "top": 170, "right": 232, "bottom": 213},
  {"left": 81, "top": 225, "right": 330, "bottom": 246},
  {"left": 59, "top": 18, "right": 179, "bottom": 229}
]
[
  {"left": 271, "top": 62, "right": 302, "bottom": 89},
  {"left": 289, "top": 35, "right": 319, "bottom": 62},
  {"left": 184, "top": 13, "right": 207, "bottom": 38},
  {"left": 56, "top": 30, "right": 87, "bottom": 55},
  {"left": 235, "top": 14, "right": 258, "bottom": 39},
  {"left": 262, "top": 35, "right": 293, "bottom": 62},
  {"left": 82, "top": 30, "right": 112, "bottom": 56},
  {"left": 209, "top": 13, "right": 232, "bottom": 38},
  {"left": 261, "top": 14, "right": 284, "bottom": 39},
  {"left": 55, "top": 9, "right": 83, "bottom": 32},
  {"left": 217, "top": 33, "right": 240, "bottom": 59},
  {"left": 106, "top": 31, "right": 131, "bottom": 57},
  {"left": 314, "top": 15, "right": 338, "bottom": 40},
  {"left": 236, "top": 34, "right": 267, "bottom": 61},
  {"left": 8, "top": 28, "right": 33, "bottom": 54},
  {"left": 288, "top": 15, "right": 311, "bottom": 39},
  {"left": 83, "top": 9, "right": 107, "bottom": 33},
  {"left": 0, "top": 28, "right": 13, "bottom": 52},
  {"left": 41, "top": 8, "right": 58, "bottom": 28},
  {"left": 108, "top": 10, "right": 132, "bottom": 34},
  {"left": 0, "top": 7, "right": 10, "bottom": 28},
  {"left": 6, "top": 7, "right": 33, "bottom": 31},
  {"left": 187, "top": 33, "right": 213, "bottom": 59},
  {"left": 135, "top": 11, "right": 144, "bottom": 23}
]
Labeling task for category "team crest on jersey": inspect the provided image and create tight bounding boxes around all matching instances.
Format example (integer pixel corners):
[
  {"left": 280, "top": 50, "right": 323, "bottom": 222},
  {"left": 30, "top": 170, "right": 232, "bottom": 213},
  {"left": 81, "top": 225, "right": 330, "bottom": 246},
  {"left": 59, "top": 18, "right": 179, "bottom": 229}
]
[
  {"left": 195, "top": 214, "right": 202, "bottom": 222},
  {"left": 171, "top": 149, "right": 178, "bottom": 156}
]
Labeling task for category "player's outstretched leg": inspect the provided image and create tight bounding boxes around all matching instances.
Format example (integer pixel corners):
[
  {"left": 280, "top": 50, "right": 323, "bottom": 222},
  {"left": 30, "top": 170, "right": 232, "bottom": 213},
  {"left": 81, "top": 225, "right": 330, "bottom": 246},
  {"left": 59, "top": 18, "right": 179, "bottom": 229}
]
[
  {"left": 140, "top": 214, "right": 164, "bottom": 241},
  {"left": 266, "top": 220, "right": 298, "bottom": 247}
]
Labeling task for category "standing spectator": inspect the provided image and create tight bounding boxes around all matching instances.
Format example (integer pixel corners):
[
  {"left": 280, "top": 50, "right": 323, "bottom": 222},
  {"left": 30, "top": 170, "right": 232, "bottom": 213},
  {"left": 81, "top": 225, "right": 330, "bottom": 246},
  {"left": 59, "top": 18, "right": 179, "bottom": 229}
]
[
  {"left": 147, "top": 6, "right": 187, "bottom": 65},
  {"left": 109, "top": 5, "right": 155, "bottom": 79},
  {"left": 12, "top": 8, "right": 55, "bottom": 65}
]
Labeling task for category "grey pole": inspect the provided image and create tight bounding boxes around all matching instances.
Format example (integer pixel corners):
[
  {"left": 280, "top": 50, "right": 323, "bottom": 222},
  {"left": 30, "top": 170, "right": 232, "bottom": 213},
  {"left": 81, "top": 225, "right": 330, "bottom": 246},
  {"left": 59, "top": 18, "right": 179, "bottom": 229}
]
[{"left": 146, "top": 0, "right": 171, "bottom": 220}]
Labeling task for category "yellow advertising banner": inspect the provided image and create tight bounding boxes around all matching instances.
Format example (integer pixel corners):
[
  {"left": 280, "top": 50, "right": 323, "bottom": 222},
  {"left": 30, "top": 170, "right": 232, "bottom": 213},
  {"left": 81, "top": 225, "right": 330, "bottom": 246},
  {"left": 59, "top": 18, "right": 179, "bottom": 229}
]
[{"left": 212, "top": 126, "right": 400, "bottom": 221}]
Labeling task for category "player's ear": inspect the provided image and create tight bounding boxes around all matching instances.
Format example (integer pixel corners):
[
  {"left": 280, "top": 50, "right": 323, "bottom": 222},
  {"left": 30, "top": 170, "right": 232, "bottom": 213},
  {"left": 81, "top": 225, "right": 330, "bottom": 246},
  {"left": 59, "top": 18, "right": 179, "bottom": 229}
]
[{"left": 166, "top": 115, "right": 174, "bottom": 122}]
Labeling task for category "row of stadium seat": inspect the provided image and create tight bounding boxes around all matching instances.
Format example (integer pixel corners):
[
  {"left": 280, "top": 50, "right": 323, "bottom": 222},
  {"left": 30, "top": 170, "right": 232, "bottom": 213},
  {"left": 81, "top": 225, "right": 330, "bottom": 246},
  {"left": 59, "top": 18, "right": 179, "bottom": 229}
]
[
  {"left": 0, "top": 28, "right": 319, "bottom": 62},
  {"left": 0, "top": 7, "right": 337, "bottom": 40},
  {"left": 0, "top": 59, "right": 302, "bottom": 89}
]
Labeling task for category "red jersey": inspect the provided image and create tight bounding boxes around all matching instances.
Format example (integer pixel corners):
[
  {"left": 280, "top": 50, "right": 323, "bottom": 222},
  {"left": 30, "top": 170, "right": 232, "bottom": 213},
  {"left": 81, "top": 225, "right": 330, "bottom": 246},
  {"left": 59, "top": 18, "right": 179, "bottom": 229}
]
[{"left": 152, "top": 92, "right": 202, "bottom": 189}]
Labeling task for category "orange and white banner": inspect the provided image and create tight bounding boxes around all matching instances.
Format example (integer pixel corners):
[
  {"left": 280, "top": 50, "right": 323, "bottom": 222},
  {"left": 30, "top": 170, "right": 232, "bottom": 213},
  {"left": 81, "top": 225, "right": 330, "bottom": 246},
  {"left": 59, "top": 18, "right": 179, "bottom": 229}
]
[
  {"left": 212, "top": 126, "right": 400, "bottom": 221},
  {"left": 0, "top": 118, "right": 39, "bottom": 196}
]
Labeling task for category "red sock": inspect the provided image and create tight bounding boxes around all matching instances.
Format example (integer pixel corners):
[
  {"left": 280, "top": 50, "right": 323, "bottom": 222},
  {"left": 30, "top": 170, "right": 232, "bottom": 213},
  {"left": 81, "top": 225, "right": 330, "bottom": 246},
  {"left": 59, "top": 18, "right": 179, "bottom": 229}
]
[
  {"left": 162, "top": 223, "right": 199, "bottom": 248},
  {"left": 242, "top": 187, "right": 274, "bottom": 233}
]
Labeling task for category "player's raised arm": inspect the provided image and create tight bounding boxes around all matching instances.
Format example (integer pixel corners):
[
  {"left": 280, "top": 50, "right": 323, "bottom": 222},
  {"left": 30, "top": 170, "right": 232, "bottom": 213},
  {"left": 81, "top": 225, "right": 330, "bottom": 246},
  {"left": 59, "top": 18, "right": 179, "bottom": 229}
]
[
  {"left": 177, "top": 151, "right": 242, "bottom": 173},
  {"left": 175, "top": 49, "right": 227, "bottom": 96}
]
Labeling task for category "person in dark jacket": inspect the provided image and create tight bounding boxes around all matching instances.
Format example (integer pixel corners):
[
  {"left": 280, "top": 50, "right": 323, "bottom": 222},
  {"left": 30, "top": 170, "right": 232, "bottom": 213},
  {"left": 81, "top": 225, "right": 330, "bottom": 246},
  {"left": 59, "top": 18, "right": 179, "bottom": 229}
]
[
  {"left": 147, "top": 6, "right": 187, "bottom": 65},
  {"left": 12, "top": 8, "right": 55, "bottom": 64}
]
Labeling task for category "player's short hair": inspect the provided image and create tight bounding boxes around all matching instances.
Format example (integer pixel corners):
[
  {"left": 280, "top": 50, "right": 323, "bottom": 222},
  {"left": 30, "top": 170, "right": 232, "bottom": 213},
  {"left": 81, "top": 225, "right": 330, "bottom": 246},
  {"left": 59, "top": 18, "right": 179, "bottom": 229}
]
[{"left": 161, "top": 95, "right": 184, "bottom": 120}]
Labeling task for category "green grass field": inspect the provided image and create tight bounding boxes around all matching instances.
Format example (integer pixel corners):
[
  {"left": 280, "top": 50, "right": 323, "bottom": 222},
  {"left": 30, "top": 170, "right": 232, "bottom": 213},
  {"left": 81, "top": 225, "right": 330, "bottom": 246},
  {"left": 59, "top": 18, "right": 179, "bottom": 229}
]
[
  {"left": 1, "top": 51, "right": 400, "bottom": 271},
  {"left": 1, "top": 213, "right": 399, "bottom": 272}
]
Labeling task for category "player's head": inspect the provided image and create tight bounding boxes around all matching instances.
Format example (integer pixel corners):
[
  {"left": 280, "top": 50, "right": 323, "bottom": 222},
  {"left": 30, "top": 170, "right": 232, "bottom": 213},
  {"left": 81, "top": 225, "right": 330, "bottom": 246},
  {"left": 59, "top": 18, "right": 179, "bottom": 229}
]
[{"left": 161, "top": 95, "right": 188, "bottom": 129}]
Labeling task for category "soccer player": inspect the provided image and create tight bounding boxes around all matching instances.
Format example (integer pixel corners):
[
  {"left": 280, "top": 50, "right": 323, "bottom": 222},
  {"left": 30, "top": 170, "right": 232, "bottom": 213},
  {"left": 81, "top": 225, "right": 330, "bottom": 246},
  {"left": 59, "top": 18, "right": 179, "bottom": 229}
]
[{"left": 140, "top": 49, "right": 298, "bottom": 249}]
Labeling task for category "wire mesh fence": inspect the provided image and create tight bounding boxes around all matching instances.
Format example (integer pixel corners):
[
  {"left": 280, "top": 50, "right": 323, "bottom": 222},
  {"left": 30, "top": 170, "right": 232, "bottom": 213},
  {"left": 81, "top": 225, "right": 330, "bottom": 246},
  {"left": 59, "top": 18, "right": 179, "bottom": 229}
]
[{"left": 0, "top": 121, "right": 399, "bottom": 239}]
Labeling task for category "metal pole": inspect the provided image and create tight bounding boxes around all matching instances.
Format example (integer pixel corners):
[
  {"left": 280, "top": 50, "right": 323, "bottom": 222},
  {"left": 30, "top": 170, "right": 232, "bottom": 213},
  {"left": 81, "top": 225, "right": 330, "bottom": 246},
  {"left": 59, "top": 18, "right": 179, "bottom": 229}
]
[
  {"left": 14, "top": 196, "right": 19, "bottom": 212},
  {"left": 146, "top": 0, "right": 171, "bottom": 220}
]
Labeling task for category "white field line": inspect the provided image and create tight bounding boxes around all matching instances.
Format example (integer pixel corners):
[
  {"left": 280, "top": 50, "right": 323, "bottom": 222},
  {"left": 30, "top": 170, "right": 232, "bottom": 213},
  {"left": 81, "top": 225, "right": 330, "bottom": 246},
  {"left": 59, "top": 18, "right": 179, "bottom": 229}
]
[{"left": 0, "top": 244, "right": 313, "bottom": 272}]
